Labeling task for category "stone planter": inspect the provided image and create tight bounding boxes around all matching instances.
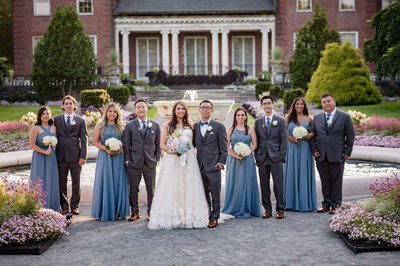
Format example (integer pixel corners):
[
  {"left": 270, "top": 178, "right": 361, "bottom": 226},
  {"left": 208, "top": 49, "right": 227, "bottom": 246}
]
[
  {"left": 0, "top": 236, "right": 58, "bottom": 255},
  {"left": 340, "top": 233, "right": 400, "bottom": 254}
]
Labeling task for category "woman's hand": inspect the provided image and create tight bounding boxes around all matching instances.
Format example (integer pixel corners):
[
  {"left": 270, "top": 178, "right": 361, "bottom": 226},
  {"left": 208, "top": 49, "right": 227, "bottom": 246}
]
[
  {"left": 288, "top": 136, "right": 299, "bottom": 143},
  {"left": 236, "top": 153, "right": 244, "bottom": 160},
  {"left": 44, "top": 146, "right": 52, "bottom": 156},
  {"left": 304, "top": 132, "right": 315, "bottom": 141}
]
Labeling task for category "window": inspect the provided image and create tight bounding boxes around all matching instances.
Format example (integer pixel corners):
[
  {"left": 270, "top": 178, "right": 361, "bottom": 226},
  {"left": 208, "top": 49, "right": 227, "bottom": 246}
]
[
  {"left": 293, "top": 33, "right": 298, "bottom": 51},
  {"left": 339, "top": 32, "right": 358, "bottom": 48},
  {"left": 382, "top": 0, "right": 394, "bottom": 9},
  {"left": 77, "top": 0, "right": 93, "bottom": 15},
  {"left": 136, "top": 38, "right": 159, "bottom": 78},
  {"left": 88, "top": 35, "right": 97, "bottom": 56},
  {"left": 184, "top": 37, "right": 207, "bottom": 75},
  {"left": 297, "top": 0, "right": 312, "bottom": 12},
  {"left": 232, "top": 37, "right": 255, "bottom": 77},
  {"left": 339, "top": 0, "right": 355, "bottom": 11},
  {"left": 32, "top": 36, "right": 43, "bottom": 56},
  {"left": 34, "top": 0, "right": 50, "bottom": 16}
]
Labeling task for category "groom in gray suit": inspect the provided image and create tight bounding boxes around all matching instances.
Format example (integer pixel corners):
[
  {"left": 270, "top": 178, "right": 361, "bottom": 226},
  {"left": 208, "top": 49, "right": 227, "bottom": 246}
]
[
  {"left": 123, "top": 99, "right": 161, "bottom": 221},
  {"left": 54, "top": 95, "right": 88, "bottom": 215},
  {"left": 310, "top": 93, "right": 355, "bottom": 214},
  {"left": 194, "top": 100, "right": 228, "bottom": 228},
  {"left": 254, "top": 95, "right": 287, "bottom": 219}
]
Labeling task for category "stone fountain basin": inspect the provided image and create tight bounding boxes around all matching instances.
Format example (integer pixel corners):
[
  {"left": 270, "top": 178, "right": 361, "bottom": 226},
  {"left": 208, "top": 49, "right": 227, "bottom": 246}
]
[{"left": 153, "top": 100, "right": 235, "bottom": 123}]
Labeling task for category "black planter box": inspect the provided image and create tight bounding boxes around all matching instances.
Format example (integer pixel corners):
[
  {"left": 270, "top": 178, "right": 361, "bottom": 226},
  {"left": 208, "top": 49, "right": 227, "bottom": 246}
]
[
  {"left": 0, "top": 236, "right": 57, "bottom": 255},
  {"left": 340, "top": 233, "right": 400, "bottom": 254}
]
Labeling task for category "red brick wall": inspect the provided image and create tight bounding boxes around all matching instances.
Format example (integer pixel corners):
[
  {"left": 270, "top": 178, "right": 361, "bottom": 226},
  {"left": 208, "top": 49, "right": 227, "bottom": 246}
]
[
  {"left": 13, "top": 0, "right": 115, "bottom": 76},
  {"left": 275, "top": 0, "right": 379, "bottom": 71}
]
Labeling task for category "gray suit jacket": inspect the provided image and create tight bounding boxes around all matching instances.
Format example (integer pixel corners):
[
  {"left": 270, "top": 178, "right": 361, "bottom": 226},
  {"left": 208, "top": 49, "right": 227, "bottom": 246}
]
[
  {"left": 254, "top": 115, "right": 287, "bottom": 165},
  {"left": 310, "top": 109, "right": 355, "bottom": 163},
  {"left": 194, "top": 120, "right": 228, "bottom": 173},
  {"left": 54, "top": 114, "right": 88, "bottom": 163},
  {"left": 123, "top": 118, "right": 161, "bottom": 169}
]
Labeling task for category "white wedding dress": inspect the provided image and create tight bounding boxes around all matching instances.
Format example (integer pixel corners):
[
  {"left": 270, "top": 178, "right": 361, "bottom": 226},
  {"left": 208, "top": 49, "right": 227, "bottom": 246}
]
[{"left": 148, "top": 128, "right": 209, "bottom": 229}]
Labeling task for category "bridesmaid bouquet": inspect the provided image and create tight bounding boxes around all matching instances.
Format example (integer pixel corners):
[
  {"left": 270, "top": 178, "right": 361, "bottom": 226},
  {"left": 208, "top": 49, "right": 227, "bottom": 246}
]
[
  {"left": 234, "top": 142, "right": 251, "bottom": 165},
  {"left": 293, "top": 126, "right": 308, "bottom": 139},
  {"left": 168, "top": 129, "right": 192, "bottom": 167},
  {"left": 105, "top": 138, "right": 122, "bottom": 157},
  {"left": 42, "top": 136, "right": 58, "bottom": 147}
]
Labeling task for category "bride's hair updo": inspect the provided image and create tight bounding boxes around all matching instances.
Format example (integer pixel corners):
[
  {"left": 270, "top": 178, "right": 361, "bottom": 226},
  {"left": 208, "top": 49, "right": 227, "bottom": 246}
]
[{"left": 168, "top": 101, "right": 193, "bottom": 135}]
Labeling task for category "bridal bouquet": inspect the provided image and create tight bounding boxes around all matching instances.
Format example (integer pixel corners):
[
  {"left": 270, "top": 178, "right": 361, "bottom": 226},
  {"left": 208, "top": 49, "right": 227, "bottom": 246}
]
[
  {"left": 105, "top": 138, "right": 122, "bottom": 154},
  {"left": 42, "top": 136, "right": 58, "bottom": 147},
  {"left": 168, "top": 129, "right": 192, "bottom": 167},
  {"left": 293, "top": 126, "right": 308, "bottom": 139}
]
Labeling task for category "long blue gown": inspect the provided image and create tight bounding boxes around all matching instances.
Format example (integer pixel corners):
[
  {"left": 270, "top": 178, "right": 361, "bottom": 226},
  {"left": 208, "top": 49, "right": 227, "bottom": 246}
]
[
  {"left": 91, "top": 125, "right": 130, "bottom": 221},
  {"left": 284, "top": 120, "right": 317, "bottom": 212},
  {"left": 222, "top": 129, "right": 261, "bottom": 218},
  {"left": 29, "top": 125, "right": 60, "bottom": 211}
]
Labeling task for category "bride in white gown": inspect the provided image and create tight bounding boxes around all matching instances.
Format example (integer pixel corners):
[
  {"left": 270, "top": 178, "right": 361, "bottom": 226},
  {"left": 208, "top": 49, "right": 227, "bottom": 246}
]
[{"left": 148, "top": 101, "right": 209, "bottom": 229}]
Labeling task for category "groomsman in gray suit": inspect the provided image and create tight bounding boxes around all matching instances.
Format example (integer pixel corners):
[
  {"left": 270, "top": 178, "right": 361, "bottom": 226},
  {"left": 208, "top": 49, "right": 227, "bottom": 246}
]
[
  {"left": 123, "top": 99, "right": 161, "bottom": 221},
  {"left": 194, "top": 100, "right": 228, "bottom": 228},
  {"left": 54, "top": 95, "right": 88, "bottom": 215},
  {"left": 310, "top": 93, "right": 355, "bottom": 214},
  {"left": 254, "top": 95, "right": 287, "bottom": 219}
]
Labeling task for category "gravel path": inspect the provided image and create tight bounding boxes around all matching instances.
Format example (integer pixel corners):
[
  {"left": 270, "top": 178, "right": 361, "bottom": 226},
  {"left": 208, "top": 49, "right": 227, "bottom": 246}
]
[{"left": 1, "top": 199, "right": 399, "bottom": 265}]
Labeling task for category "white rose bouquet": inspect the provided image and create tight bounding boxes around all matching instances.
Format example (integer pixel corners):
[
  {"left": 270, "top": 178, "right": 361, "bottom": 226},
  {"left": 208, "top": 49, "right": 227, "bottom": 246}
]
[
  {"left": 292, "top": 126, "right": 308, "bottom": 139},
  {"left": 42, "top": 136, "right": 58, "bottom": 147},
  {"left": 105, "top": 138, "right": 122, "bottom": 157},
  {"left": 234, "top": 142, "right": 251, "bottom": 157},
  {"left": 21, "top": 112, "right": 37, "bottom": 126}
]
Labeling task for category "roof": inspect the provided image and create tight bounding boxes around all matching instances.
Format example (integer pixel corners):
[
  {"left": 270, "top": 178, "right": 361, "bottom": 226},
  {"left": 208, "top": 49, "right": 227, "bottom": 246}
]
[{"left": 114, "top": 0, "right": 275, "bottom": 15}]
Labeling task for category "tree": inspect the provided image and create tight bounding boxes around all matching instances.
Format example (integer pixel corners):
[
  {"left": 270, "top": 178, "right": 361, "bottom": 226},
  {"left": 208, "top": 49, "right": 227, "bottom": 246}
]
[
  {"left": 31, "top": 6, "right": 97, "bottom": 98},
  {"left": 289, "top": 5, "right": 340, "bottom": 91},
  {"left": 0, "top": 0, "right": 13, "bottom": 64},
  {"left": 364, "top": 1, "right": 400, "bottom": 81},
  {"left": 306, "top": 42, "right": 382, "bottom": 106}
]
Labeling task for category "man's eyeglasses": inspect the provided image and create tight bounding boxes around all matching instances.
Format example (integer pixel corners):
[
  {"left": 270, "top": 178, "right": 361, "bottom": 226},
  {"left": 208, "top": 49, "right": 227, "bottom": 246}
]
[{"left": 200, "top": 106, "right": 213, "bottom": 110}]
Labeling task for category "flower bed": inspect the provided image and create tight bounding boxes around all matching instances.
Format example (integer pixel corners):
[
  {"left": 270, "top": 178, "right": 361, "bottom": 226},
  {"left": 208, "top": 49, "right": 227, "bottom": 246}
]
[
  {"left": 0, "top": 173, "right": 68, "bottom": 254},
  {"left": 354, "top": 135, "right": 400, "bottom": 149},
  {"left": 330, "top": 174, "right": 400, "bottom": 253}
]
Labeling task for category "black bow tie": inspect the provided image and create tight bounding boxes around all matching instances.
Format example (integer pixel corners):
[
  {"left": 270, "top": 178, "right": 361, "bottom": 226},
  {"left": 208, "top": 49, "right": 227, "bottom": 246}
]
[{"left": 200, "top": 121, "right": 208, "bottom": 126}]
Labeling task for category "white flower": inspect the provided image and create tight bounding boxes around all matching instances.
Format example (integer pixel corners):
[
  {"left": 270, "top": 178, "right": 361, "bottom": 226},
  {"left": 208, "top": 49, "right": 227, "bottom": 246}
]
[
  {"left": 207, "top": 126, "right": 213, "bottom": 131},
  {"left": 21, "top": 112, "right": 37, "bottom": 126},
  {"left": 293, "top": 126, "right": 308, "bottom": 139},
  {"left": 43, "top": 136, "right": 58, "bottom": 146},
  {"left": 71, "top": 120, "right": 76, "bottom": 126},
  {"left": 272, "top": 120, "right": 278, "bottom": 126},
  {"left": 147, "top": 122, "right": 153, "bottom": 128},
  {"left": 234, "top": 142, "right": 251, "bottom": 157},
  {"left": 105, "top": 138, "right": 122, "bottom": 152}
]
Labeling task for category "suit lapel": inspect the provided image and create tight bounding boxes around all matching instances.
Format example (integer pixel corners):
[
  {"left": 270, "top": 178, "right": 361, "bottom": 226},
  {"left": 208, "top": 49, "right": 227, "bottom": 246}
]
[
  {"left": 144, "top": 120, "right": 151, "bottom": 140},
  {"left": 329, "top": 112, "right": 339, "bottom": 130},
  {"left": 203, "top": 120, "right": 212, "bottom": 142}
]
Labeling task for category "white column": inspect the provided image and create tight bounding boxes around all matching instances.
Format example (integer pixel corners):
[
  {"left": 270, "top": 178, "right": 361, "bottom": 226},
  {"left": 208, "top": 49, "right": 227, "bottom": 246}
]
[
  {"left": 115, "top": 29, "right": 120, "bottom": 63},
  {"left": 161, "top": 30, "right": 170, "bottom": 74},
  {"left": 122, "top": 30, "right": 130, "bottom": 74},
  {"left": 261, "top": 29, "right": 269, "bottom": 71},
  {"left": 221, "top": 29, "right": 229, "bottom": 74},
  {"left": 171, "top": 30, "right": 180, "bottom": 75},
  {"left": 271, "top": 27, "right": 276, "bottom": 52},
  {"left": 211, "top": 30, "right": 220, "bottom": 75}
]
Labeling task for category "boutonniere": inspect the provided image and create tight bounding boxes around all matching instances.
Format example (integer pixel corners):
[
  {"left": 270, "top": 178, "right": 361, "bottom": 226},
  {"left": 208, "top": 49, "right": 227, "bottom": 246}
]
[
  {"left": 272, "top": 120, "right": 278, "bottom": 126},
  {"left": 71, "top": 120, "right": 76, "bottom": 126},
  {"left": 147, "top": 122, "right": 153, "bottom": 128},
  {"left": 207, "top": 126, "right": 213, "bottom": 132},
  {"left": 137, "top": 126, "right": 141, "bottom": 132}
]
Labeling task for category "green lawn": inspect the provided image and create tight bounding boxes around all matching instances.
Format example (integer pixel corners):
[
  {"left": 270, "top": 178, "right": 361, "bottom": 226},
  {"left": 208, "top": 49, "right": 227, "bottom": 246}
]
[
  {"left": 338, "top": 102, "right": 400, "bottom": 119},
  {"left": 0, "top": 106, "right": 64, "bottom": 122}
]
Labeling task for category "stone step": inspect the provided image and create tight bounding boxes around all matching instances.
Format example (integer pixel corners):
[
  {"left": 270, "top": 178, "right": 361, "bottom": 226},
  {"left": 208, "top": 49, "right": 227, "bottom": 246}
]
[{"left": 136, "top": 89, "right": 257, "bottom": 104}]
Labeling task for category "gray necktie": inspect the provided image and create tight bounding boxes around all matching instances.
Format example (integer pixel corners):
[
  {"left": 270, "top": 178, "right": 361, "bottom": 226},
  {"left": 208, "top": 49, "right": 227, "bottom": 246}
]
[
  {"left": 141, "top": 121, "right": 147, "bottom": 138},
  {"left": 325, "top": 113, "right": 331, "bottom": 128},
  {"left": 266, "top": 117, "right": 271, "bottom": 128}
]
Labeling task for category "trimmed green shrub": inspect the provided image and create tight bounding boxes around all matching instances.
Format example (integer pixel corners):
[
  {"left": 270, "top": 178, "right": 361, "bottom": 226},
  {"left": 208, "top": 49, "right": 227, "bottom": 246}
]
[
  {"left": 106, "top": 85, "right": 129, "bottom": 105},
  {"left": 80, "top": 89, "right": 110, "bottom": 108},
  {"left": 243, "top": 79, "right": 258, "bottom": 85},
  {"left": 125, "top": 84, "right": 136, "bottom": 95},
  {"left": 284, "top": 88, "right": 305, "bottom": 112},
  {"left": 255, "top": 81, "right": 273, "bottom": 99},
  {"left": 133, "top": 80, "right": 147, "bottom": 86},
  {"left": 270, "top": 85, "right": 284, "bottom": 100},
  {"left": 306, "top": 42, "right": 382, "bottom": 106}
]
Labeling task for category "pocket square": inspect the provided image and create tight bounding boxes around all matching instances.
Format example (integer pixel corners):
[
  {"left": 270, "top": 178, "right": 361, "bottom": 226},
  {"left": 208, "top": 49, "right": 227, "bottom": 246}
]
[
  {"left": 209, "top": 132, "right": 214, "bottom": 135},
  {"left": 151, "top": 130, "right": 155, "bottom": 133}
]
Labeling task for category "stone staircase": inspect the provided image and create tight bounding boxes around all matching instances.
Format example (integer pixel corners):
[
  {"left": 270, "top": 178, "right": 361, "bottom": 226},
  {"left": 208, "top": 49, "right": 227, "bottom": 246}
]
[{"left": 135, "top": 89, "right": 257, "bottom": 104}]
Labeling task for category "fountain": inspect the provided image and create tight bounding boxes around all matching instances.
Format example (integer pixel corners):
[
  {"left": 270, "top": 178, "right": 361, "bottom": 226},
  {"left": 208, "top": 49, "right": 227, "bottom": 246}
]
[{"left": 153, "top": 90, "right": 235, "bottom": 123}]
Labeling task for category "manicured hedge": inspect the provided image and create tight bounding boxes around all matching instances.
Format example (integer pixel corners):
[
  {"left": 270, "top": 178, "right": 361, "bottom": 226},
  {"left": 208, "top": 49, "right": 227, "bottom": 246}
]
[
  {"left": 80, "top": 89, "right": 110, "bottom": 108},
  {"left": 106, "top": 85, "right": 129, "bottom": 105}
]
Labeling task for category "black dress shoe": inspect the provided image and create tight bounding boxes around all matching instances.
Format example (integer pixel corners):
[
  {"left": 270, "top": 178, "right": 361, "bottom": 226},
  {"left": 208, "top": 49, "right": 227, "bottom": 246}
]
[{"left": 317, "top": 207, "right": 330, "bottom": 213}]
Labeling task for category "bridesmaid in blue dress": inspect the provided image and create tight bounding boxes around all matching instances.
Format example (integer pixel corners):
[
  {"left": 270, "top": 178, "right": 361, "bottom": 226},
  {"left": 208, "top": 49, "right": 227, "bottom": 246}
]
[
  {"left": 91, "top": 103, "right": 130, "bottom": 221},
  {"left": 222, "top": 107, "right": 261, "bottom": 218},
  {"left": 29, "top": 106, "right": 60, "bottom": 211},
  {"left": 284, "top": 97, "right": 317, "bottom": 212}
]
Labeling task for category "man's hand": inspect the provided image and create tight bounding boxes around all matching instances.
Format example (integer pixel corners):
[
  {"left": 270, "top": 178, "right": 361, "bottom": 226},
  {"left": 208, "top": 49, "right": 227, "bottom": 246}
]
[
  {"left": 313, "top": 151, "right": 320, "bottom": 158},
  {"left": 342, "top": 154, "right": 349, "bottom": 161},
  {"left": 215, "top": 163, "right": 224, "bottom": 170},
  {"left": 79, "top": 158, "right": 86, "bottom": 166}
]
